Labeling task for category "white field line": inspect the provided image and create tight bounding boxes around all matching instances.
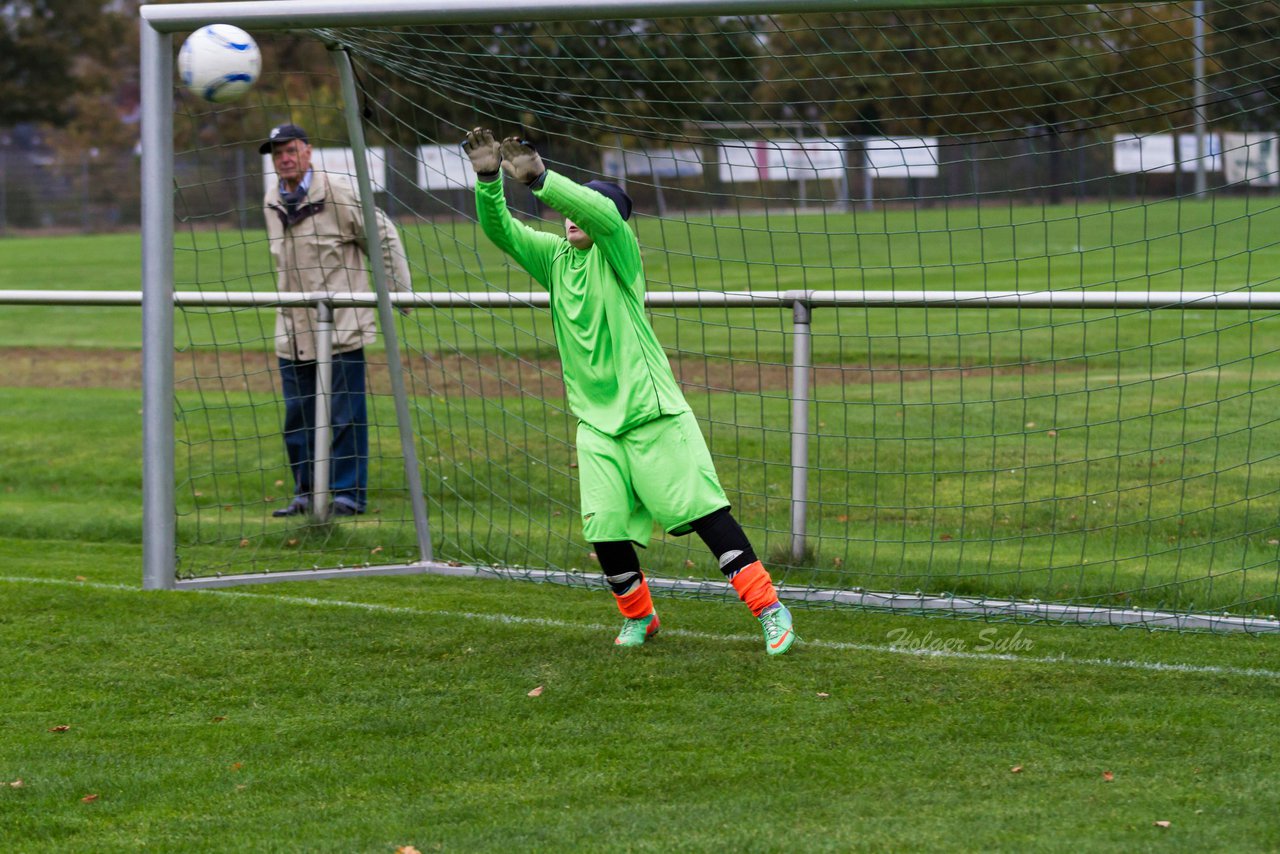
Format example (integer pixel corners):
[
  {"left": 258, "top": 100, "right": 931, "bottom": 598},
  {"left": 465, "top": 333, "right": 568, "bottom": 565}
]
[{"left": 5, "top": 575, "right": 1280, "bottom": 681}]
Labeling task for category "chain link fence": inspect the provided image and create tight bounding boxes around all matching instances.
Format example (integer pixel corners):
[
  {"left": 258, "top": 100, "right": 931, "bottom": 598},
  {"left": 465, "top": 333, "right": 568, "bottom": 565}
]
[
  {"left": 4, "top": 126, "right": 1276, "bottom": 234},
  {"left": 0, "top": 130, "right": 145, "bottom": 235}
]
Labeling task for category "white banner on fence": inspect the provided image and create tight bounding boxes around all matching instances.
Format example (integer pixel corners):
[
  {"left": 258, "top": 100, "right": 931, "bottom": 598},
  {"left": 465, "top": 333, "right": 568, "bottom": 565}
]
[
  {"left": 262, "top": 147, "right": 387, "bottom": 195},
  {"left": 1221, "top": 133, "right": 1280, "bottom": 186},
  {"left": 602, "top": 147, "right": 703, "bottom": 179},
  {"left": 717, "top": 138, "right": 847, "bottom": 183},
  {"left": 416, "top": 144, "right": 473, "bottom": 190},
  {"left": 863, "top": 137, "right": 939, "bottom": 178},
  {"left": 1112, "top": 133, "right": 1222, "bottom": 174}
]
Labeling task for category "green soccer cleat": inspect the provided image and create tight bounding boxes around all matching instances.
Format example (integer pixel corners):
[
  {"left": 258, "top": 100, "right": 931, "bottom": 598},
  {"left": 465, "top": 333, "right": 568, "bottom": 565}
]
[
  {"left": 759, "top": 603, "right": 797, "bottom": 655},
  {"left": 614, "top": 613, "right": 660, "bottom": 647}
]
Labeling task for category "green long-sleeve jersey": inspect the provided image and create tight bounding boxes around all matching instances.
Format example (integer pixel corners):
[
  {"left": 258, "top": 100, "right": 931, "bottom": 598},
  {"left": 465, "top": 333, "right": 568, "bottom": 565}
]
[{"left": 476, "top": 171, "right": 689, "bottom": 437}]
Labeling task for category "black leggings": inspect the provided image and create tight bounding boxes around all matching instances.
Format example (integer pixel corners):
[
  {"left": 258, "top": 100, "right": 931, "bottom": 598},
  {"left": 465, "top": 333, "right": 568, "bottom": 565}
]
[{"left": 593, "top": 507, "right": 757, "bottom": 593}]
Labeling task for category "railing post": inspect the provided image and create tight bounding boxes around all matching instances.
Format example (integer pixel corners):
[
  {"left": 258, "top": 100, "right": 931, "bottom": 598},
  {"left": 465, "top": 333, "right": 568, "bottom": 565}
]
[
  {"left": 312, "top": 300, "right": 334, "bottom": 523},
  {"left": 790, "top": 297, "right": 813, "bottom": 562}
]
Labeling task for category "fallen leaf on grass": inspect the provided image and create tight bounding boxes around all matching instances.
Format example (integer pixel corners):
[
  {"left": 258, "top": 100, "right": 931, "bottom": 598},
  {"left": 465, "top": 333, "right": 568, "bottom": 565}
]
[
  {"left": 370, "top": 546, "right": 384, "bottom": 555},
  {"left": 1154, "top": 820, "right": 1171, "bottom": 828},
  {"left": 80, "top": 794, "right": 99, "bottom": 803},
  {"left": 48, "top": 725, "right": 70, "bottom": 733},
  {"left": 396, "top": 847, "right": 423, "bottom": 854},
  {"left": 285, "top": 538, "right": 299, "bottom": 548},
  {"left": 211, "top": 716, "right": 227, "bottom": 723},
  {"left": 8, "top": 779, "right": 23, "bottom": 788},
  {"left": 1102, "top": 770, "right": 1114, "bottom": 782},
  {"left": 74, "top": 576, "right": 87, "bottom": 582},
  {"left": 229, "top": 762, "right": 243, "bottom": 771},
  {"left": 1010, "top": 765, "right": 1023, "bottom": 773},
  {"left": 239, "top": 539, "right": 250, "bottom": 548},
  {"left": 816, "top": 692, "right": 830, "bottom": 698},
  {"left": 527, "top": 685, "right": 544, "bottom": 697}
]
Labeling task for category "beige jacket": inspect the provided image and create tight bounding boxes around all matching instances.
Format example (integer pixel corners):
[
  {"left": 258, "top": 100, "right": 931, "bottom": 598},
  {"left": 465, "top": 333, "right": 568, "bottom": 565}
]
[{"left": 264, "top": 169, "right": 412, "bottom": 361}]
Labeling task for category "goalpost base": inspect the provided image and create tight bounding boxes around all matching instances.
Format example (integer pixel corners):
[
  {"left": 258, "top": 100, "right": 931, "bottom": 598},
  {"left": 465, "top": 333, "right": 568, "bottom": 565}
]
[{"left": 171, "top": 560, "right": 1280, "bottom": 634}]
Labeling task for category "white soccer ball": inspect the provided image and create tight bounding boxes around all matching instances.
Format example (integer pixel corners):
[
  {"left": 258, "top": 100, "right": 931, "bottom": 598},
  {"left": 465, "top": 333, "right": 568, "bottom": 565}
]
[{"left": 178, "top": 24, "right": 261, "bottom": 104}]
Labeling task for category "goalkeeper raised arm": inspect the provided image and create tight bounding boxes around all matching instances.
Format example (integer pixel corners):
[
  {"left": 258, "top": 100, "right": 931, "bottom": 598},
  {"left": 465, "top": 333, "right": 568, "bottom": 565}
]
[{"left": 463, "top": 127, "right": 796, "bottom": 655}]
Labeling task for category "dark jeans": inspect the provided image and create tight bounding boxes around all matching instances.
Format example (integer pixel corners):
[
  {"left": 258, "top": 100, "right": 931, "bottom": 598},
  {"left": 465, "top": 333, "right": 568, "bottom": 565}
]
[{"left": 279, "top": 349, "right": 368, "bottom": 511}]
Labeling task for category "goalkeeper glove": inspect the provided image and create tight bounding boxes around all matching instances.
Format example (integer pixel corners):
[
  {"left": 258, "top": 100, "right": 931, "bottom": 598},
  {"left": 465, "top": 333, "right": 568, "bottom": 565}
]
[
  {"left": 462, "top": 127, "right": 501, "bottom": 178},
  {"left": 500, "top": 136, "right": 546, "bottom": 185}
]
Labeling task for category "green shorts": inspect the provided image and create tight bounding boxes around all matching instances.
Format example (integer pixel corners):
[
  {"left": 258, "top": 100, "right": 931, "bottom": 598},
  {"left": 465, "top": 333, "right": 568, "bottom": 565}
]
[{"left": 577, "top": 410, "right": 729, "bottom": 545}]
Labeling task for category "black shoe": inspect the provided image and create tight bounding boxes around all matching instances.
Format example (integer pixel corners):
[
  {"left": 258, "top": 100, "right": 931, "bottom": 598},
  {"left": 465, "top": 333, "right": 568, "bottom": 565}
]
[
  {"left": 330, "top": 500, "right": 363, "bottom": 517},
  {"left": 272, "top": 498, "right": 309, "bottom": 517}
]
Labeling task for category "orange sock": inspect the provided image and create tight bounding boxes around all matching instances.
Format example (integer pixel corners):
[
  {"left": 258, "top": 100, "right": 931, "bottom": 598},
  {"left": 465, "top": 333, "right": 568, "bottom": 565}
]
[
  {"left": 613, "top": 575, "right": 655, "bottom": 619},
  {"left": 730, "top": 561, "right": 779, "bottom": 617}
]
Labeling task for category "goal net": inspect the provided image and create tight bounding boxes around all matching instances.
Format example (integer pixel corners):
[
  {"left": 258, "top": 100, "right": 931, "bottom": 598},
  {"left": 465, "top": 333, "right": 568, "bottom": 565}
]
[{"left": 145, "top": 0, "right": 1280, "bottom": 630}]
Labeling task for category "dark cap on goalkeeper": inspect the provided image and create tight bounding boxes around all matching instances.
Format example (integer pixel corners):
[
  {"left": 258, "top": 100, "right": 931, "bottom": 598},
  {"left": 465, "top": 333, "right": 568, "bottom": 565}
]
[
  {"left": 583, "top": 180, "right": 633, "bottom": 222},
  {"left": 259, "top": 123, "right": 309, "bottom": 154}
]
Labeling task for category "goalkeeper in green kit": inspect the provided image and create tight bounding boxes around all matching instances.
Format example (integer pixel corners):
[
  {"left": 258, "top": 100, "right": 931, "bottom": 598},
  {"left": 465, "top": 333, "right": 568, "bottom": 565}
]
[{"left": 463, "top": 127, "right": 796, "bottom": 655}]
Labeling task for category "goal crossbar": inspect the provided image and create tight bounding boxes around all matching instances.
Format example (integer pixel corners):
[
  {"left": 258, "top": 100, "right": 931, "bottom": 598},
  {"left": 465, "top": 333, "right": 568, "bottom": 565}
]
[{"left": 139, "top": 0, "right": 1080, "bottom": 33}]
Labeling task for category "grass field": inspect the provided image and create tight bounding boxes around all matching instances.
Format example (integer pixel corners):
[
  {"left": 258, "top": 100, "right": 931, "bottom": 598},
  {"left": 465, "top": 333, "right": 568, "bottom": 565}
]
[
  {"left": 2, "top": 210, "right": 1280, "bottom": 848},
  {"left": 3, "top": 542, "right": 1280, "bottom": 850},
  {"left": 5, "top": 201, "right": 1280, "bottom": 615}
]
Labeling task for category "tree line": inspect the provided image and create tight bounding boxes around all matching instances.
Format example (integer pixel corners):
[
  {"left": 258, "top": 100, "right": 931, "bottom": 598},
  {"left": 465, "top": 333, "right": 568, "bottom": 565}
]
[{"left": 2, "top": 1, "right": 1276, "bottom": 229}]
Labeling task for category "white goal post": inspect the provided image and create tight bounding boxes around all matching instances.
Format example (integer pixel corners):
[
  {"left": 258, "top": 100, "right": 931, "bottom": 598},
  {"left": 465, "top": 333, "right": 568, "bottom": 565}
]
[{"left": 134, "top": 0, "right": 1280, "bottom": 632}]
